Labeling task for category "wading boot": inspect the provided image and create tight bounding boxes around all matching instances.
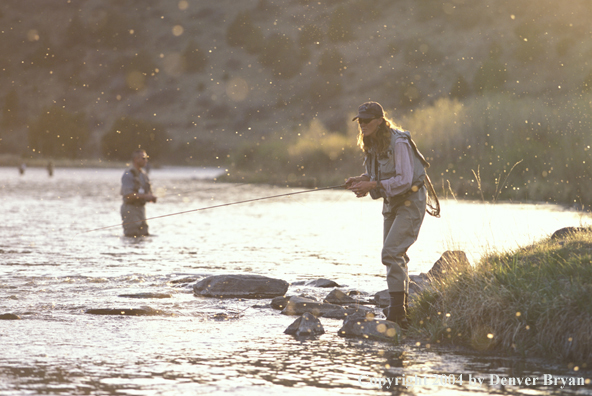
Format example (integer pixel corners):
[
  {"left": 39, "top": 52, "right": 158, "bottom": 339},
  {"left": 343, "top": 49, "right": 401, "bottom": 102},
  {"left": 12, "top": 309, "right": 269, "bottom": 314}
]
[{"left": 384, "top": 291, "right": 408, "bottom": 329}]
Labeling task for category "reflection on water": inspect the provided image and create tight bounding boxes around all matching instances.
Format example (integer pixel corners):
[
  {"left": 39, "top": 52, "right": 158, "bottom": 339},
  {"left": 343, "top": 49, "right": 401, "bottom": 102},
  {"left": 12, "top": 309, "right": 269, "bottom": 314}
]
[{"left": 0, "top": 167, "right": 590, "bottom": 395}]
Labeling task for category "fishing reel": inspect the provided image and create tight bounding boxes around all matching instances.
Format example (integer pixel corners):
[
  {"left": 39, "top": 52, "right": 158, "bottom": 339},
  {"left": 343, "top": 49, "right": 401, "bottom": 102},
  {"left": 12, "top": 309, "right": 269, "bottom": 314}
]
[{"left": 369, "top": 180, "right": 386, "bottom": 200}]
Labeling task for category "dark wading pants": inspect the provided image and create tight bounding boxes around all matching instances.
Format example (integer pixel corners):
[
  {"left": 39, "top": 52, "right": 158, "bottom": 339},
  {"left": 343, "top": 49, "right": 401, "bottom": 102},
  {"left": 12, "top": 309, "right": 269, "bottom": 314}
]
[
  {"left": 121, "top": 204, "right": 149, "bottom": 237},
  {"left": 382, "top": 186, "right": 427, "bottom": 293}
]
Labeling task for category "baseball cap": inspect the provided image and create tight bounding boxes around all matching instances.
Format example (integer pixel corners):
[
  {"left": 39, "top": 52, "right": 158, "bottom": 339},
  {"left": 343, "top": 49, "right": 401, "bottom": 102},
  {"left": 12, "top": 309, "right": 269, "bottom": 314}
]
[{"left": 352, "top": 101, "right": 384, "bottom": 121}]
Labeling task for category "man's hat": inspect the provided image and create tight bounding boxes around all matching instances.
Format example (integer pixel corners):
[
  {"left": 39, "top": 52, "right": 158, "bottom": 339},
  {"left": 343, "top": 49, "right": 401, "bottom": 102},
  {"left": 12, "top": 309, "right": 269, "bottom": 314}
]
[{"left": 352, "top": 101, "right": 384, "bottom": 121}]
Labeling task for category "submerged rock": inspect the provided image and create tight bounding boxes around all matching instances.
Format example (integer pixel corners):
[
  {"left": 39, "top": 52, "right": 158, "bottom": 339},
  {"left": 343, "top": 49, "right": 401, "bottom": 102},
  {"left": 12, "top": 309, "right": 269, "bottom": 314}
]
[
  {"left": 118, "top": 293, "right": 172, "bottom": 299},
  {"left": 169, "top": 277, "right": 198, "bottom": 285},
  {"left": 0, "top": 313, "right": 21, "bottom": 320},
  {"left": 210, "top": 313, "right": 232, "bottom": 321},
  {"left": 338, "top": 316, "right": 401, "bottom": 343},
  {"left": 271, "top": 295, "right": 291, "bottom": 310},
  {"left": 193, "top": 274, "right": 289, "bottom": 299},
  {"left": 305, "top": 278, "right": 341, "bottom": 288},
  {"left": 85, "top": 307, "right": 161, "bottom": 316},
  {"left": 281, "top": 296, "right": 347, "bottom": 319},
  {"left": 343, "top": 305, "right": 376, "bottom": 320},
  {"left": 347, "top": 290, "right": 365, "bottom": 297},
  {"left": 284, "top": 312, "right": 325, "bottom": 337},
  {"left": 372, "top": 290, "right": 390, "bottom": 308},
  {"left": 324, "top": 288, "right": 360, "bottom": 305},
  {"left": 428, "top": 251, "right": 470, "bottom": 281}
]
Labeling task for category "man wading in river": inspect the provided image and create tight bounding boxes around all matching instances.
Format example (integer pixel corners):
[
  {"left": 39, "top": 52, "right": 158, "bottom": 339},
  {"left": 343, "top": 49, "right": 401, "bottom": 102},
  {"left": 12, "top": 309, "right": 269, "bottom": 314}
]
[
  {"left": 345, "top": 101, "right": 439, "bottom": 327},
  {"left": 120, "top": 149, "right": 157, "bottom": 237}
]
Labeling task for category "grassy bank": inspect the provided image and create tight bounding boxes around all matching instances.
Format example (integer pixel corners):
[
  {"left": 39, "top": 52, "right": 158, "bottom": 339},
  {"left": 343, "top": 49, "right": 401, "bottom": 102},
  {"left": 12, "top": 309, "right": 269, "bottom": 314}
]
[{"left": 409, "top": 229, "right": 592, "bottom": 367}]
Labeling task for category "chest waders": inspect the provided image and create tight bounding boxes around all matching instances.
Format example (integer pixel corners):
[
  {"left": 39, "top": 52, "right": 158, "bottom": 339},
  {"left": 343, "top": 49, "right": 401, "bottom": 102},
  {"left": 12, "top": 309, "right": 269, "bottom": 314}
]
[
  {"left": 367, "top": 129, "right": 440, "bottom": 326},
  {"left": 121, "top": 168, "right": 151, "bottom": 237}
]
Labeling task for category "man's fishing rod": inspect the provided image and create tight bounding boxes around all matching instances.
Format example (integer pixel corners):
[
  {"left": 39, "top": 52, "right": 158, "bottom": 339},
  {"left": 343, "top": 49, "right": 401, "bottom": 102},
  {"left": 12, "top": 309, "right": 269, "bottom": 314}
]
[
  {"left": 160, "top": 182, "right": 248, "bottom": 197},
  {"left": 82, "top": 184, "right": 346, "bottom": 234}
]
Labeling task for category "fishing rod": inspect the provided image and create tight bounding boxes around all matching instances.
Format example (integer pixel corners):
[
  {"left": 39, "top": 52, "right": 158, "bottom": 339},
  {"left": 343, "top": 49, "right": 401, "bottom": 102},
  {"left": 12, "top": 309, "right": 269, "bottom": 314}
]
[
  {"left": 82, "top": 184, "right": 347, "bottom": 234},
  {"left": 157, "top": 182, "right": 248, "bottom": 197}
]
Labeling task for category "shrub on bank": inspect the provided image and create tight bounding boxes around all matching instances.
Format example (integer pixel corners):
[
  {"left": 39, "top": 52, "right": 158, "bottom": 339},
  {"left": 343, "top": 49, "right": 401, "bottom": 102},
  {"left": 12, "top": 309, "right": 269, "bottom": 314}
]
[
  {"left": 225, "top": 92, "right": 592, "bottom": 207},
  {"left": 225, "top": 119, "right": 361, "bottom": 187},
  {"left": 401, "top": 94, "right": 592, "bottom": 206},
  {"left": 410, "top": 230, "right": 592, "bottom": 365}
]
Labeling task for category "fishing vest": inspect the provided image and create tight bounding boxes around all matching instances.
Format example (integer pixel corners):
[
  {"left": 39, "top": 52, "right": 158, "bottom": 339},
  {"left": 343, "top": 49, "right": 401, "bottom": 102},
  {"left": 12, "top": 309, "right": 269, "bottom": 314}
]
[
  {"left": 123, "top": 168, "right": 152, "bottom": 206},
  {"left": 365, "top": 128, "right": 428, "bottom": 199}
]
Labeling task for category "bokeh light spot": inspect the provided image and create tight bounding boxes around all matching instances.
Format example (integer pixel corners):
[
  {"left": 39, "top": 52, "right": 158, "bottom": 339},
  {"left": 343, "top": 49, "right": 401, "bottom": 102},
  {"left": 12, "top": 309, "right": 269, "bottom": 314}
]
[
  {"left": 27, "top": 29, "right": 40, "bottom": 42},
  {"left": 226, "top": 77, "right": 249, "bottom": 102},
  {"left": 126, "top": 71, "right": 145, "bottom": 90},
  {"left": 172, "top": 25, "right": 184, "bottom": 37}
]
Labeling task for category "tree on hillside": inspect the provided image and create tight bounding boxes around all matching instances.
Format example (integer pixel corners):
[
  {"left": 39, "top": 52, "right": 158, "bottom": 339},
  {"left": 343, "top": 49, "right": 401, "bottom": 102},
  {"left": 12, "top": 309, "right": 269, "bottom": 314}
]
[
  {"left": 254, "top": 0, "right": 281, "bottom": 18},
  {"left": 101, "top": 117, "right": 169, "bottom": 161},
  {"left": 327, "top": 6, "right": 354, "bottom": 42},
  {"left": 125, "top": 50, "right": 157, "bottom": 75},
  {"left": 582, "top": 70, "right": 592, "bottom": 92},
  {"left": 28, "top": 106, "right": 88, "bottom": 158},
  {"left": 226, "top": 11, "right": 265, "bottom": 54},
  {"left": 182, "top": 40, "right": 208, "bottom": 73},
  {"left": 2, "top": 89, "right": 20, "bottom": 127},
  {"left": 298, "top": 23, "right": 323, "bottom": 47},
  {"left": 117, "top": 51, "right": 157, "bottom": 91},
  {"left": 308, "top": 76, "right": 342, "bottom": 106},
  {"left": 317, "top": 48, "right": 344, "bottom": 75},
  {"left": 513, "top": 22, "right": 546, "bottom": 63},
  {"left": 450, "top": 75, "right": 471, "bottom": 99},
  {"left": 27, "top": 36, "right": 59, "bottom": 68},
  {"left": 259, "top": 33, "right": 303, "bottom": 78},
  {"left": 89, "top": 9, "right": 140, "bottom": 48},
  {"left": 65, "top": 14, "right": 89, "bottom": 48},
  {"left": 473, "top": 58, "right": 507, "bottom": 94}
]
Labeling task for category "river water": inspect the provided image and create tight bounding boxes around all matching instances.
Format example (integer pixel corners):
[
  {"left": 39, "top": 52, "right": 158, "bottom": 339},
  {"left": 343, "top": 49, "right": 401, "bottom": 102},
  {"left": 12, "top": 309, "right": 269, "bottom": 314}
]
[{"left": 1, "top": 166, "right": 590, "bottom": 395}]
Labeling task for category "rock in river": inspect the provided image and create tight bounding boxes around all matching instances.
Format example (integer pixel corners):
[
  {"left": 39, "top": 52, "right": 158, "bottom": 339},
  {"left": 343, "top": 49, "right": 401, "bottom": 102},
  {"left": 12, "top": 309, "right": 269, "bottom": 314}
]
[
  {"left": 271, "top": 295, "right": 291, "bottom": 310},
  {"left": 338, "top": 316, "right": 401, "bottom": 343},
  {"left": 193, "top": 274, "right": 289, "bottom": 299},
  {"left": 372, "top": 290, "right": 390, "bottom": 308},
  {"left": 0, "top": 313, "right": 21, "bottom": 320},
  {"left": 118, "top": 293, "right": 172, "bottom": 299},
  {"left": 323, "top": 288, "right": 360, "bottom": 305},
  {"left": 305, "top": 278, "right": 341, "bottom": 288},
  {"left": 281, "top": 296, "right": 347, "bottom": 319},
  {"left": 85, "top": 307, "right": 161, "bottom": 316},
  {"left": 284, "top": 312, "right": 325, "bottom": 337}
]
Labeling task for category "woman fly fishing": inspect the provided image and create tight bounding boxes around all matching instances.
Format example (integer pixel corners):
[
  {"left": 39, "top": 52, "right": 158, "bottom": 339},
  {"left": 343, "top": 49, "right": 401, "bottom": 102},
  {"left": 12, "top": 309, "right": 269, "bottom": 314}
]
[{"left": 345, "top": 101, "right": 439, "bottom": 327}]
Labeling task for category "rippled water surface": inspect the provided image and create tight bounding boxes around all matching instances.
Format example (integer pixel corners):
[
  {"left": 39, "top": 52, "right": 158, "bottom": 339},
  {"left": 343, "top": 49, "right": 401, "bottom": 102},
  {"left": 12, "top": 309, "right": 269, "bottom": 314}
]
[{"left": 1, "top": 166, "right": 591, "bottom": 395}]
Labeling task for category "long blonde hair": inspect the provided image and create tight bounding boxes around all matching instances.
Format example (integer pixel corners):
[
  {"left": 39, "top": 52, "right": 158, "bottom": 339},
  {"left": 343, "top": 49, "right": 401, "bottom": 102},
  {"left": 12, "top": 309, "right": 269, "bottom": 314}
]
[{"left": 357, "top": 116, "right": 400, "bottom": 154}]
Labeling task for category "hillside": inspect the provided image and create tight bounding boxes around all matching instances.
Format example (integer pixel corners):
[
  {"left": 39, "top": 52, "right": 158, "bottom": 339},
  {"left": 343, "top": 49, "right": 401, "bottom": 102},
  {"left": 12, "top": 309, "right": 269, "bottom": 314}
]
[{"left": 1, "top": 0, "right": 592, "bottom": 203}]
